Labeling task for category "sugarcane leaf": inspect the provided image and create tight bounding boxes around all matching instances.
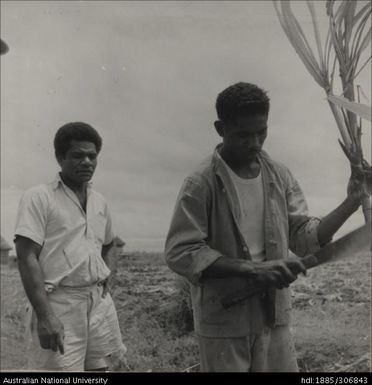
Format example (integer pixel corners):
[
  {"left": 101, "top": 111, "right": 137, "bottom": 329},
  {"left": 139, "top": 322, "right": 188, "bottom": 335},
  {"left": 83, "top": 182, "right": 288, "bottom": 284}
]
[
  {"left": 274, "top": 1, "right": 326, "bottom": 87},
  {"left": 274, "top": 0, "right": 371, "bottom": 205},
  {"left": 351, "top": 7, "right": 371, "bottom": 55},
  {"left": 352, "top": 56, "right": 371, "bottom": 84},
  {"left": 344, "top": 1, "right": 357, "bottom": 48},
  {"left": 327, "top": 99, "right": 353, "bottom": 147},
  {"left": 283, "top": 1, "right": 329, "bottom": 86},
  {"left": 356, "top": 26, "right": 371, "bottom": 57},
  {"left": 280, "top": 1, "right": 316, "bottom": 59},
  {"left": 328, "top": 94, "right": 372, "bottom": 122},
  {"left": 349, "top": 25, "right": 371, "bottom": 79},
  {"left": 306, "top": 0, "right": 326, "bottom": 72},
  {"left": 325, "top": 26, "right": 332, "bottom": 72},
  {"left": 290, "top": 24, "right": 327, "bottom": 84},
  {"left": 280, "top": 1, "right": 317, "bottom": 61},
  {"left": 335, "top": 0, "right": 349, "bottom": 38},
  {"left": 329, "top": 55, "right": 337, "bottom": 91},
  {"left": 334, "top": 0, "right": 349, "bottom": 24},
  {"left": 329, "top": 9, "right": 348, "bottom": 74},
  {"left": 326, "top": 0, "right": 333, "bottom": 17},
  {"left": 351, "top": 2, "right": 371, "bottom": 28},
  {"left": 351, "top": 9, "right": 371, "bottom": 63}
]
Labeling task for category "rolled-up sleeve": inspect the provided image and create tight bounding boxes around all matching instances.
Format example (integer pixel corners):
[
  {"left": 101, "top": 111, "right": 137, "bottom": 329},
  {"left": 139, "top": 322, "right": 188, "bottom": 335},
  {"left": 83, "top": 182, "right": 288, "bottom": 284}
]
[
  {"left": 14, "top": 187, "right": 49, "bottom": 246},
  {"left": 285, "top": 170, "right": 321, "bottom": 257},
  {"left": 165, "top": 177, "right": 222, "bottom": 285}
]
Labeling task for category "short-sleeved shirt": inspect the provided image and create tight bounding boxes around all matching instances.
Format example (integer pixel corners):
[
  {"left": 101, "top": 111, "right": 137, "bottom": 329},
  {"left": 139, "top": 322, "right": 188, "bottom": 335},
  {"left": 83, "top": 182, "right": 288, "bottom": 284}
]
[{"left": 14, "top": 174, "right": 115, "bottom": 288}]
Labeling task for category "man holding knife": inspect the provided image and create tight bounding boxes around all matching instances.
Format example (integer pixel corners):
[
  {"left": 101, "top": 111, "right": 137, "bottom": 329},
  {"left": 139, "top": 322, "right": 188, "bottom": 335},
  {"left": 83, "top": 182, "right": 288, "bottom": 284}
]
[{"left": 165, "top": 82, "right": 368, "bottom": 372}]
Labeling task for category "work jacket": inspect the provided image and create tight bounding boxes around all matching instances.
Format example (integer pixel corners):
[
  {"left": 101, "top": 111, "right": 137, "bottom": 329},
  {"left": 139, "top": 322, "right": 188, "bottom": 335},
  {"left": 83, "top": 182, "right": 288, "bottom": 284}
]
[{"left": 165, "top": 146, "right": 322, "bottom": 337}]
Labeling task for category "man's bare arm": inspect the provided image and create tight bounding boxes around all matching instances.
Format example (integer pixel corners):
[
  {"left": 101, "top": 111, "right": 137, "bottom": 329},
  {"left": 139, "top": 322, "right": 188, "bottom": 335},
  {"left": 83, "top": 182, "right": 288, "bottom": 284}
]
[
  {"left": 317, "top": 169, "right": 365, "bottom": 246},
  {"left": 101, "top": 240, "right": 117, "bottom": 297},
  {"left": 102, "top": 240, "right": 117, "bottom": 273},
  {"left": 317, "top": 197, "right": 359, "bottom": 246},
  {"left": 15, "top": 236, "right": 64, "bottom": 354}
]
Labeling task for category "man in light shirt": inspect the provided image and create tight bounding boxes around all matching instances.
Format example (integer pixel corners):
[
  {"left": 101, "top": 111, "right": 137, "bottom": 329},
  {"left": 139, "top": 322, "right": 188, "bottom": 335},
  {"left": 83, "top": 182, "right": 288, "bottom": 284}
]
[
  {"left": 165, "top": 82, "right": 366, "bottom": 372},
  {"left": 14, "top": 122, "right": 126, "bottom": 371}
]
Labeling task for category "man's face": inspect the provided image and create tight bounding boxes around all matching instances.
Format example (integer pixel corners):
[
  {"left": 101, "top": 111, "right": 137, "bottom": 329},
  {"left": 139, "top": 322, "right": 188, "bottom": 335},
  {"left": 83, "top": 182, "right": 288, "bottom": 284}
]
[
  {"left": 58, "top": 140, "right": 98, "bottom": 185},
  {"left": 217, "top": 114, "right": 268, "bottom": 160}
]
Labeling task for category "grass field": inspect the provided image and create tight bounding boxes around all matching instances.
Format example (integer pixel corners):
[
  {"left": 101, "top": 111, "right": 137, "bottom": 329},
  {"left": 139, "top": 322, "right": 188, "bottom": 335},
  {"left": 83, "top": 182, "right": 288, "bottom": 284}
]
[{"left": 0, "top": 250, "right": 370, "bottom": 372}]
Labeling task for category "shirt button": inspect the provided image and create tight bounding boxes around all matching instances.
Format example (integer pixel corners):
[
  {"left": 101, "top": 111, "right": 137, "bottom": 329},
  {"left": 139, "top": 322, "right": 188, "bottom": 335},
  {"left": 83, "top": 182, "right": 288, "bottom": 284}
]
[
  {"left": 222, "top": 188, "right": 226, "bottom": 193},
  {"left": 243, "top": 247, "right": 248, "bottom": 252}
]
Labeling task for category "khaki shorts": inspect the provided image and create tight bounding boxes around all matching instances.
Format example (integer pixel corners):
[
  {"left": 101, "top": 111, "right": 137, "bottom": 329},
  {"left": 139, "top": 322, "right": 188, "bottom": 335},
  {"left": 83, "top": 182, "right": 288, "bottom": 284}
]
[
  {"left": 198, "top": 325, "right": 298, "bottom": 372},
  {"left": 26, "top": 284, "right": 126, "bottom": 371}
]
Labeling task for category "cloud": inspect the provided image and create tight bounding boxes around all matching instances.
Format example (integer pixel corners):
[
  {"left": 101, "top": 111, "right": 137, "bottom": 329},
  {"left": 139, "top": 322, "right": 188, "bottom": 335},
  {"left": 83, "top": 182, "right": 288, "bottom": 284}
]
[{"left": 1, "top": 1, "right": 370, "bottom": 250}]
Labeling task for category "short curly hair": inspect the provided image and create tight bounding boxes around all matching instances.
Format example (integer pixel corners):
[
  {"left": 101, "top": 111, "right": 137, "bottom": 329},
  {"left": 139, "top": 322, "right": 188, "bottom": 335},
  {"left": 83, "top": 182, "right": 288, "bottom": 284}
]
[
  {"left": 54, "top": 122, "right": 102, "bottom": 158},
  {"left": 216, "top": 82, "right": 270, "bottom": 123}
]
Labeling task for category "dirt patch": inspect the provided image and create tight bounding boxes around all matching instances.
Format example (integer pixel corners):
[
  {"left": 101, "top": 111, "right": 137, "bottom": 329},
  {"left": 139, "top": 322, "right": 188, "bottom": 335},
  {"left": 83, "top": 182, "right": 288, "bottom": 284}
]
[
  {"left": 291, "top": 253, "right": 370, "bottom": 372},
  {"left": 0, "top": 266, "right": 28, "bottom": 371},
  {"left": 1, "top": 251, "right": 370, "bottom": 372}
]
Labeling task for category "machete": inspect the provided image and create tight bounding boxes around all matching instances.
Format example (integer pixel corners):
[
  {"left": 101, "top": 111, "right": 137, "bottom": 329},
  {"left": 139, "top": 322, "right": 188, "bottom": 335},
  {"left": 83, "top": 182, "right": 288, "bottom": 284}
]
[{"left": 220, "top": 224, "right": 371, "bottom": 309}]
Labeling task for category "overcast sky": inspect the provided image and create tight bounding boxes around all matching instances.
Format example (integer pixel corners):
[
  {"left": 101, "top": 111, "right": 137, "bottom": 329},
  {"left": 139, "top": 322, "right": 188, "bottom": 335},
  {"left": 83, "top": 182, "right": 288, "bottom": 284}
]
[{"left": 1, "top": 1, "right": 371, "bottom": 251}]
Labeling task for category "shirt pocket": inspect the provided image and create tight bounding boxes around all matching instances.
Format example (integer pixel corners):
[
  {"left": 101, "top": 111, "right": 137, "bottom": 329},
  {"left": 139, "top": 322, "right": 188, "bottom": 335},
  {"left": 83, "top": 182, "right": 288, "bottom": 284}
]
[
  {"left": 47, "top": 207, "right": 72, "bottom": 234},
  {"left": 199, "top": 278, "right": 247, "bottom": 325}
]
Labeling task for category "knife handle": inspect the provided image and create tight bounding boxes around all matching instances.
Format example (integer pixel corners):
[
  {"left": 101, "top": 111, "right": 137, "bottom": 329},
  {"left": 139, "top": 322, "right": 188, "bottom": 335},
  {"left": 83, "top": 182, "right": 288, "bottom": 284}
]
[{"left": 220, "top": 255, "right": 319, "bottom": 309}]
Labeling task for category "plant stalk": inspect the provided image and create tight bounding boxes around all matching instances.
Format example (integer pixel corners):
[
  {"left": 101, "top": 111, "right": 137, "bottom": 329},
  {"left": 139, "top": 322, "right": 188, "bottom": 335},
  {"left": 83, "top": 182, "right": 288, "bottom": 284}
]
[{"left": 340, "top": 79, "right": 371, "bottom": 224}]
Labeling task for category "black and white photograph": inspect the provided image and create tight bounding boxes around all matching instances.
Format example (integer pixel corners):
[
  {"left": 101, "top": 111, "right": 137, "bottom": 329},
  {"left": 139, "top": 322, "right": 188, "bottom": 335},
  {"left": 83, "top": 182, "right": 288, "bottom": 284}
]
[{"left": 1, "top": 0, "right": 371, "bottom": 374}]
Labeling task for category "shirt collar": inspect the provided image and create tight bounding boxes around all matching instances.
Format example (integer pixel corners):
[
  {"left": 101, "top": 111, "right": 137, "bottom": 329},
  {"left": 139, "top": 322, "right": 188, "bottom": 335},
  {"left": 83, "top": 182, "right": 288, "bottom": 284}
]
[
  {"left": 211, "top": 143, "right": 269, "bottom": 172},
  {"left": 211, "top": 144, "right": 275, "bottom": 190},
  {"left": 51, "top": 173, "right": 93, "bottom": 191},
  {"left": 211, "top": 143, "right": 224, "bottom": 173}
]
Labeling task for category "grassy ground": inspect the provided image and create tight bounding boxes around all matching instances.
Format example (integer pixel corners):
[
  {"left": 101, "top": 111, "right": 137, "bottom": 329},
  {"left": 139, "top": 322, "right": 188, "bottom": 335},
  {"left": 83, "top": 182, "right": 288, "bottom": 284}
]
[{"left": 0, "top": 250, "right": 370, "bottom": 372}]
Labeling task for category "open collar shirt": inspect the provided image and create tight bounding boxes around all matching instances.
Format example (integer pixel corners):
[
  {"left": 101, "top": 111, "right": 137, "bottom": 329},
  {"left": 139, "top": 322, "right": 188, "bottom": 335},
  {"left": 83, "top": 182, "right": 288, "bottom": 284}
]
[
  {"left": 14, "top": 174, "right": 115, "bottom": 288},
  {"left": 165, "top": 145, "right": 322, "bottom": 337}
]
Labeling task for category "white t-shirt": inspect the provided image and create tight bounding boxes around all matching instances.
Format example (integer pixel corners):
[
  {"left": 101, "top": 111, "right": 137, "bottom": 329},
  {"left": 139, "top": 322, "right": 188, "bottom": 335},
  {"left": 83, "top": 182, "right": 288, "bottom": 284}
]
[{"left": 218, "top": 153, "right": 265, "bottom": 262}]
